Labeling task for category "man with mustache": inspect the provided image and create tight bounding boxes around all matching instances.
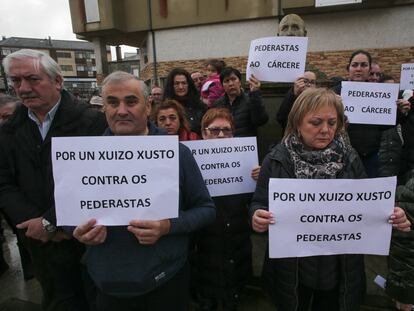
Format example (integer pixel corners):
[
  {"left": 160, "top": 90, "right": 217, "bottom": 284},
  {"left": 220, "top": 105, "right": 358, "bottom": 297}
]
[
  {"left": 73, "top": 71, "right": 215, "bottom": 310},
  {"left": 0, "top": 49, "right": 107, "bottom": 311}
]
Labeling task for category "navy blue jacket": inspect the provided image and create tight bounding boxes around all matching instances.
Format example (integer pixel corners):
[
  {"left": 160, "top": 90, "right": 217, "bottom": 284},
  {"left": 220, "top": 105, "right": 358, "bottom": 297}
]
[{"left": 83, "top": 123, "right": 216, "bottom": 296}]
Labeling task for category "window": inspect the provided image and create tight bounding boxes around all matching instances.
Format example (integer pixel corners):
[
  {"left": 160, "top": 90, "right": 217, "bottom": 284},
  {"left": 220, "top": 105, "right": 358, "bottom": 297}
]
[
  {"left": 57, "top": 52, "right": 71, "bottom": 58},
  {"left": 75, "top": 52, "right": 85, "bottom": 59},
  {"left": 77, "top": 66, "right": 85, "bottom": 71},
  {"left": 60, "top": 65, "right": 73, "bottom": 71}
]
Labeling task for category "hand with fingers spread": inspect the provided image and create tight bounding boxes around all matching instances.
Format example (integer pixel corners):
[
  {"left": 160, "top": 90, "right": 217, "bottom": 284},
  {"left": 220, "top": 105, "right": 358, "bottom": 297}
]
[
  {"left": 389, "top": 207, "right": 411, "bottom": 232},
  {"left": 249, "top": 74, "right": 261, "bottom": 92},
  {"left": 73, "top": 218, "right": 107, "bottom": 245},
  {"left": 128, "top": 219, "right": 171, "bottom": 245},
  {"left": 252, "top": 209, "right": 275, "bottom": 233}
]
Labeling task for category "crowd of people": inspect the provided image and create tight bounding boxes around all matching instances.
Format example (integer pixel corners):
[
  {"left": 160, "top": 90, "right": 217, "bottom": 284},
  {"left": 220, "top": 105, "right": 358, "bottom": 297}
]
[{"left": 0, "top": 13, "right": 413, "bottom": 311}]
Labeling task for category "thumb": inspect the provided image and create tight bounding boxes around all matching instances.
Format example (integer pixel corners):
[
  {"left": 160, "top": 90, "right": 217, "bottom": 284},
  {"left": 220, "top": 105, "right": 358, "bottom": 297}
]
[{"left": 16, "top": 220, "right": 29, "bottom": 229}]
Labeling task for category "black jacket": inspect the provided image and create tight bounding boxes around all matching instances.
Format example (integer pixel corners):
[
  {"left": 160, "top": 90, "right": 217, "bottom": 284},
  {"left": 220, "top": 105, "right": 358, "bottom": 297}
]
[
  {"left": 276, "top": 87, "right": 296, "bottom": 133},
  {"left": 0, "top": 90, "right": 107, "bottom": 225},
  {"left": 213, "top": 90, "right": 268, "bottom": 137},
  {"left": 249, "top": 143, "right": 367, "bottom": 311},
  {"left": 193, "top": 193, "right": 252, "bottom": 301},
  {"left": 332, "top": 84, "right": 390, "bottom": 157}
]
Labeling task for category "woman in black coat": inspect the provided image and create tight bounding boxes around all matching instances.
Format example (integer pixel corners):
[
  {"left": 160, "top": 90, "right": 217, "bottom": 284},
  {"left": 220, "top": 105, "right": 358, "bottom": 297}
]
[
  {"left": 250, "top": 88, "right": 410, "bottom": 311},
  {"left": 193, "top": 108, "right": 260, "bottom": 311}
]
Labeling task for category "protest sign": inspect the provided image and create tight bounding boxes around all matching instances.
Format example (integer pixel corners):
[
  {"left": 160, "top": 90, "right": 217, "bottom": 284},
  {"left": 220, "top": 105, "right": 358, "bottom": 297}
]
[
  {"left": 52, "top": 136, "right": 179, "bottom": 226},
  {"left": 268, "top": 177, "right": 396, "bottom": 258},
  {"left": 400, "top": 63, "right": 414, "bottom": 90},
  {"left": 341, "top": 81, "right": 399, "bottom": 125},
  {"left": 246, "top": 36, "right": 308, "bottom": 83},
  {"left": 182, "top": 137, "right": 258, "bottom": 197}
]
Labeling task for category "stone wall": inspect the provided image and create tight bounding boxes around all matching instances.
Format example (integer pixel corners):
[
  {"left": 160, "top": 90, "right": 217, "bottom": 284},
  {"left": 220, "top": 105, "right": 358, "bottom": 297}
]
[{"left": 140, "top": 46, "right": 414, "bottom": 84}]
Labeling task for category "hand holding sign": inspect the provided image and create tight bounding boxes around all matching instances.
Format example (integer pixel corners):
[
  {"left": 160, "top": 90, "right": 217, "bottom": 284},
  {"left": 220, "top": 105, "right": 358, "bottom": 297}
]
[
  {"left": 249, "top": 74, "right": 261, "bottom": 92},
  {"left": 389, "top": 207, "right": 411, "bottom": 232},
  {"left": 128, "top": 219, "right": 171, "bottom": 245},
  {"left": 252, "top": 209, "right": 275, "bottom": 233},
  {"left": 396, "top": 99, "right": 411, "bottom": 115},
  {"left": 73, "top": 219, "right": 107, "bottom": 246}
]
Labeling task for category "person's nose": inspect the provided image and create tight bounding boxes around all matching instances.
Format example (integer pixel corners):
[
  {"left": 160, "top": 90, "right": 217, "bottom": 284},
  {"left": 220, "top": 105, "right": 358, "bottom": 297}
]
[
  {"left": 320, "top": 123, "right": 329, "bottom": 134},
  {"left": 18, "top": 79, "right": 32, "bottom": 94},
  {"left": 217, "top": 130, "right": 225, "bottom": 138},
  {"left": 117, "top": 102, "right": 129, "bottom": 116}
]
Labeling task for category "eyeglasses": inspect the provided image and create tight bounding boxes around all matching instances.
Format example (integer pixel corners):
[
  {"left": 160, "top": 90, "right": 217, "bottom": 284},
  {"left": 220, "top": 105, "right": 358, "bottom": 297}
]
[
  {"left": 205, "top": 127, "right": 233, "bottom": 137},
  {"left": 151, "top": 93, "right": 162, "bottom": 96},
  {"left": 192, "top": 77, "right": 204, "bottom": 82},
  {"left": 370, "top": 72, "right": 381, "bottom": 77},
  {"left": 303, "top": 79, "right": 316, "bottom": 85}
]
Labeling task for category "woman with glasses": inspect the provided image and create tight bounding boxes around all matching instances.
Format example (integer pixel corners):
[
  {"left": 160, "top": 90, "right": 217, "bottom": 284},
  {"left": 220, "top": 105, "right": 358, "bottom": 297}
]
[
  {"left": 192, "top": 108, "right": 259, "bottom": 311},
  {"left": 164, "top": 68, "right": 207, "bottom": 135},
  {"left": 152, "top": 99, "right": 199, "bottom": 141}
]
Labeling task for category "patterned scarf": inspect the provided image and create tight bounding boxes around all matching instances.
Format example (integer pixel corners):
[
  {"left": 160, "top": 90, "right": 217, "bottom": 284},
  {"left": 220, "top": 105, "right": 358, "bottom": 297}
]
[{"left": 284, "top": 131, "right": 352, "bottom": 179}]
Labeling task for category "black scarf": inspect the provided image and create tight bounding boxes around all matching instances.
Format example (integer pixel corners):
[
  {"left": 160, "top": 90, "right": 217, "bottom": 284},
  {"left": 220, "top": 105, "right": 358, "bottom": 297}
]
[{"left": 284, "top": 131, "right": 352, "bottom": 179}]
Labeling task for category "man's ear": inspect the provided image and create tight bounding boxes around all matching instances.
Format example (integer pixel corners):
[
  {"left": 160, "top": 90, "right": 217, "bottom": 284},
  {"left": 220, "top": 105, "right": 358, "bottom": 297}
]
[{"left": 55, "top": 75, "right": 64, "bottom": 91}]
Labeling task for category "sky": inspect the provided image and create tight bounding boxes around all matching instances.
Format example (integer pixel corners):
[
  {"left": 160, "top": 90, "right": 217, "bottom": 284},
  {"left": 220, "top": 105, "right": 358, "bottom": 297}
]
[{"left": 0, "top": 0, "right": 135, "bottom": 59}]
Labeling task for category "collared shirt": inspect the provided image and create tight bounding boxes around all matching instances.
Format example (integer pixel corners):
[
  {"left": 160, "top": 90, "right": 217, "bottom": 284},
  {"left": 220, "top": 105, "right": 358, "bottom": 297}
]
[{"left": 28, "top": 97, "right": 61, "bottom": 140}]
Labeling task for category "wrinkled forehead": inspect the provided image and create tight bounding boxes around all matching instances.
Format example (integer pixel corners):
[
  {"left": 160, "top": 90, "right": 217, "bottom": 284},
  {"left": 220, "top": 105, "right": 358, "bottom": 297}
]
[
  {"left": 102, "top": 79, "right": 144, "bottom": 98},
  {"left": 9, "top": 57, "right": 44, "bottom": 75}
]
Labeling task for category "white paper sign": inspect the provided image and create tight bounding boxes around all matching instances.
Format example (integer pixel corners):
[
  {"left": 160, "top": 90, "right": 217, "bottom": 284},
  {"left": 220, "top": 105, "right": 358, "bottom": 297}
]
[
  {"left": 52, "top": 136, "right": 179, "bottom": 226},
  {"left": 268, "top": 177, "right": 396, "bottom": 258},
  {"left": 400, "top": 63, "right": 414, "bottom": 90},
  {"left": 316, "top": 0, "right": 361, "bottom": 7},
  {"left": 341, "top": 81, "right": 399, "bottom": 125},
  {"left": 182, "top": 137, "right": 258, "bottom": 197},
  {"left": 246, "top": 36, "right": 308, "bottom": 83}
]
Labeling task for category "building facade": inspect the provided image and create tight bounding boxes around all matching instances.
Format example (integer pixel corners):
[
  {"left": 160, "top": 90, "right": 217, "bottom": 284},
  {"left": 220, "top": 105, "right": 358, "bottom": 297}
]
[
  {"left": 69, "top": 0, "right": 414, "bottom": 86},
  {"left": 0, "top": 36, "right": 111, "bottom": 98}
]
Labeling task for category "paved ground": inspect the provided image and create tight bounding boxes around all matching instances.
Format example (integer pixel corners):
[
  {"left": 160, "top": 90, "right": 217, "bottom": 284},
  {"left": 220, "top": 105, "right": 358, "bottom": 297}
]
[{"left": 0, "top": 221, "right": 396, "bottom": 311}]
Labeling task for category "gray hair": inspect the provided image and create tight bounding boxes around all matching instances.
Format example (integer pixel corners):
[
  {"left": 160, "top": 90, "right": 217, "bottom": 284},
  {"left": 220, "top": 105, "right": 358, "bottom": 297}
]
[
  {"left": 3, "top": 49, "right": 63, "bottom": 82},
  {"left": 102, "top": 71, "right": 149, "bottom": 101}
]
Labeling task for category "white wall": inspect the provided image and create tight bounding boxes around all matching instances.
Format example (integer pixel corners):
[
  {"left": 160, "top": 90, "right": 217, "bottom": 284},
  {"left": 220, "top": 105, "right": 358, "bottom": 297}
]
[{"left": 146, "top": 5, "right": 414, "bottom": 63}]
